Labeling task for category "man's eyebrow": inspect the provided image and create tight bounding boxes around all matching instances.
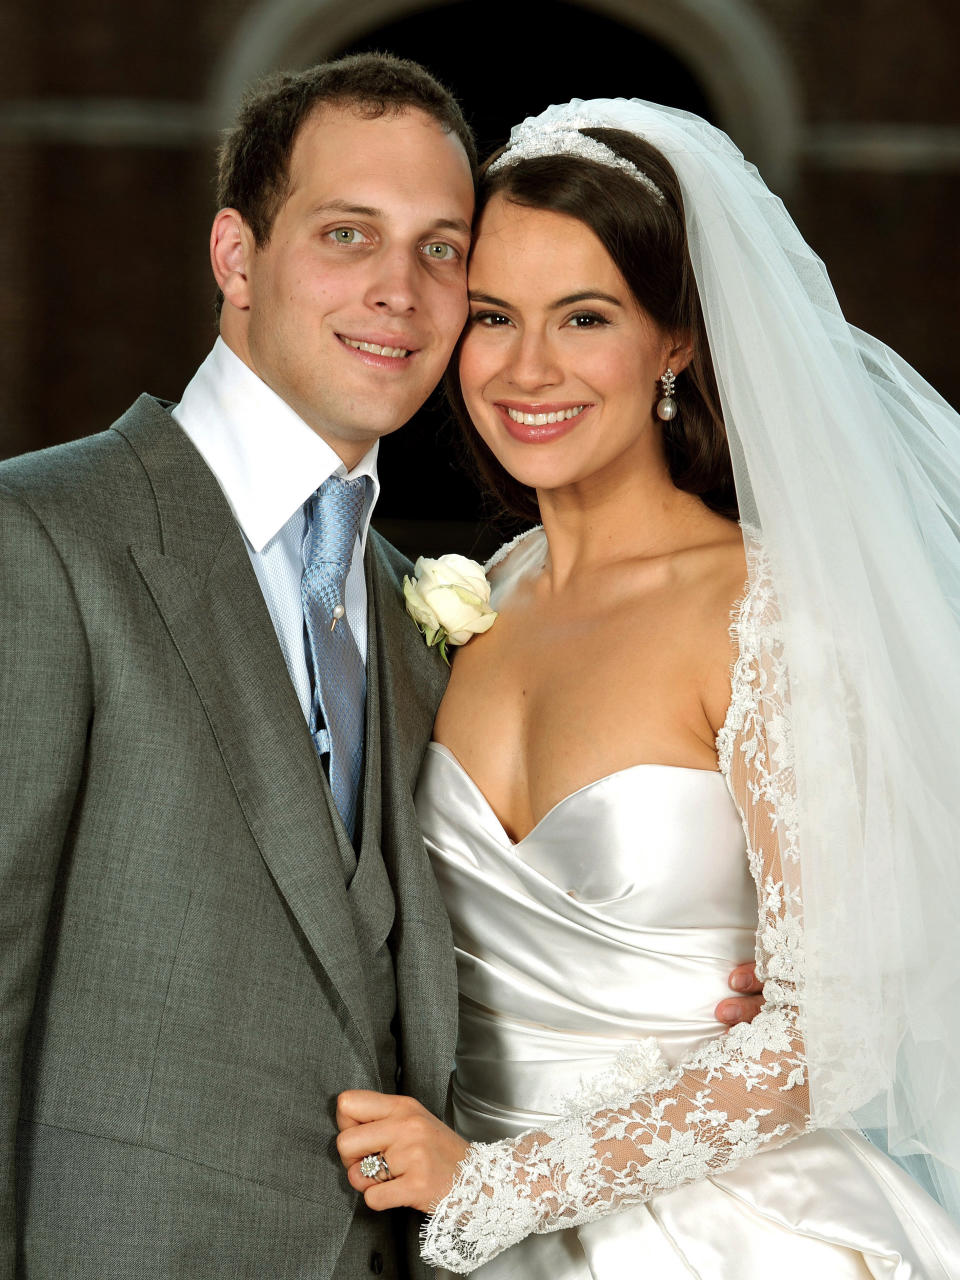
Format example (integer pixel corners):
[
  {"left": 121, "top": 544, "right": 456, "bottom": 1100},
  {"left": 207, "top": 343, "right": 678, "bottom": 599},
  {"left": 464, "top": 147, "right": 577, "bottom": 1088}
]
[
  {"left": 310, "top": 203, "right": 470, "bottom": 236},
  {"left": 432, "top": 217, "right": 472, "bottom": 236},
  {"left": 311, "top": 201, "right": 382, "bottom": 218},
  {"left": 468, "top": 289, "right": 624, "bottom": 308}
]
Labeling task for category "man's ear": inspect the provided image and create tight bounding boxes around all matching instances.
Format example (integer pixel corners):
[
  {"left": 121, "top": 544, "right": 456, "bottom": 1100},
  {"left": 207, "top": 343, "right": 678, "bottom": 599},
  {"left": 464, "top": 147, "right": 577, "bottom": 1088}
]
[{"left": 211, "top": 208, "right": 254, "bottom": 311}]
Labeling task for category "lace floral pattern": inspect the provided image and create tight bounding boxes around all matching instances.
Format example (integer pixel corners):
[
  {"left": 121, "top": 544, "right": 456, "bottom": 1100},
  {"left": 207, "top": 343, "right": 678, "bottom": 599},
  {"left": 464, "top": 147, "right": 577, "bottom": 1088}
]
[{"left": 421, "top": 541, "right": 813, "bottom": 1273}]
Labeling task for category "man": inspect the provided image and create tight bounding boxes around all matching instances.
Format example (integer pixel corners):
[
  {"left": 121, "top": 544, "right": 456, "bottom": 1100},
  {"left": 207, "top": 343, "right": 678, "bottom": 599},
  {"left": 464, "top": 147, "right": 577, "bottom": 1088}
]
[
  {"left": 0, "top": 54, "right": 474, "bottom": 1279},
  {"left": 0, "top": 51, "right": 761, "bottom": 1279}
]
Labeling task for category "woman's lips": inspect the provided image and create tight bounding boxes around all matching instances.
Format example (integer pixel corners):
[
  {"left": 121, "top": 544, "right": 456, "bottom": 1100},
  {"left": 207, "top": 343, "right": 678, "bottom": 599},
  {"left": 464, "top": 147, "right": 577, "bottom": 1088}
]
[{"left": 495, "top": 401, "right": 593, "bottom": 443}]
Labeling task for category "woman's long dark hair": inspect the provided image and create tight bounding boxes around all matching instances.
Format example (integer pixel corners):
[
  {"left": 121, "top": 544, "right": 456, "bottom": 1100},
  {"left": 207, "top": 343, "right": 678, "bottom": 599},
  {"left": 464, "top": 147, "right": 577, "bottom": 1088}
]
[{"left": 445, "top": 128, "right": 737, "bottom": 523}]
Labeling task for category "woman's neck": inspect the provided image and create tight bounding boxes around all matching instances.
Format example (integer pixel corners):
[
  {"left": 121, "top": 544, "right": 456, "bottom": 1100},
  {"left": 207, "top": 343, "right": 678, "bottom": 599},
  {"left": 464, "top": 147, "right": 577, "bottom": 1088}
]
[{"left": 536, "top": 450, "right": 717, "bottom": 592}]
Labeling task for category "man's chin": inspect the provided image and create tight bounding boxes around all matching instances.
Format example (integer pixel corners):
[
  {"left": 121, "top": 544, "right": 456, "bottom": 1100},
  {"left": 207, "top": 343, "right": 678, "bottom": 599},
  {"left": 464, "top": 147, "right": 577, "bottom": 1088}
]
[
  {"left": 301, "top": 411, "right": 414, "bottom": 466},
  {"left": 342, "top": 399, "right": 429, "bottom": 441}
]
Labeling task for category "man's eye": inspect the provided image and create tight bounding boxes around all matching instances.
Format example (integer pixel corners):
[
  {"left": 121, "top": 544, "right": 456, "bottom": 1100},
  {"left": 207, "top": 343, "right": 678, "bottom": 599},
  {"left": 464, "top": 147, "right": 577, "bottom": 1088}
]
[
  {"left": 421, "top": 242, "right": 458, "bottom": 261},
  {"left": 329, "top": 227, "right": 367, "bottom": 245}
]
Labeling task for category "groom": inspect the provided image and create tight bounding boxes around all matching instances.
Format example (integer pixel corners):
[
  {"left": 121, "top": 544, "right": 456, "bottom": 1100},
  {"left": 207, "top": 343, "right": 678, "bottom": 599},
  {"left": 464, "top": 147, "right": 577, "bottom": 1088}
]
[{"left": 0, "top": 54, "right": 475, "bottom": 1279}]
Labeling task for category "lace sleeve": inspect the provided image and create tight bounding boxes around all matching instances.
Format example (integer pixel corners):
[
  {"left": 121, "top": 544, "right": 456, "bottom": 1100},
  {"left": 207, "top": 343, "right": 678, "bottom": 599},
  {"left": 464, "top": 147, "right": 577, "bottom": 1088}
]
[{"left": 421, "top": 545, "right": 812, "bottom": 1273}]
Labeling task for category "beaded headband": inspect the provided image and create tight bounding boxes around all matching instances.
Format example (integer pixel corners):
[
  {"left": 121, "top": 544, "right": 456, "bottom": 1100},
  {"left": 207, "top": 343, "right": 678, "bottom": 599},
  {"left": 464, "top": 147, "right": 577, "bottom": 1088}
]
[{"left": 486, "top": 117, "right": 666, "bottom": 205}]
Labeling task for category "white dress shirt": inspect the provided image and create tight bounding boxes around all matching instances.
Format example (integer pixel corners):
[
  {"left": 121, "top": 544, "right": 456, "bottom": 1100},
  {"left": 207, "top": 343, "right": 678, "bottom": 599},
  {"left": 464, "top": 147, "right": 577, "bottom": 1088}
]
[{"left": 172, "top": 338, "right": 380, "bottom": 725}]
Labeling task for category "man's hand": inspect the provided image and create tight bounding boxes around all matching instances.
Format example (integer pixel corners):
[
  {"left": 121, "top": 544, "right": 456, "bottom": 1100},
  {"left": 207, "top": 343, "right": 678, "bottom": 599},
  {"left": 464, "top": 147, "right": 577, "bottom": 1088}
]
[{"left": 715, "top": 962, "right": 764, "bottom": 1028}]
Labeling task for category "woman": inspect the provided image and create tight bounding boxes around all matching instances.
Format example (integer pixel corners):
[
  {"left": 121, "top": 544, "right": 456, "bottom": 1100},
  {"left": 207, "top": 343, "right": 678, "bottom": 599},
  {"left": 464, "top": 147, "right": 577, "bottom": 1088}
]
[{"left": 336, "top": 99, "right": 960, "bottom": 1276}]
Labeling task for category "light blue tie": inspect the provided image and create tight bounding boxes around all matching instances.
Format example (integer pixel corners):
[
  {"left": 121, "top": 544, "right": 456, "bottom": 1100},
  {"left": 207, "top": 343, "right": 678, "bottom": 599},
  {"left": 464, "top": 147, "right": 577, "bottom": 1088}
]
[{"left": 301, "top": 475, "right": 368, "bottom": 844}]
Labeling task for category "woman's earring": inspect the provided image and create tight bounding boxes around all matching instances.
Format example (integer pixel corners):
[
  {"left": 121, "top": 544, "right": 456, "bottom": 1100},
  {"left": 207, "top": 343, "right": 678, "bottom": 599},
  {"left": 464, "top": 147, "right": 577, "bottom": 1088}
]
[{"left": 656, "top": 368, "right": 678, "bottom": 421}]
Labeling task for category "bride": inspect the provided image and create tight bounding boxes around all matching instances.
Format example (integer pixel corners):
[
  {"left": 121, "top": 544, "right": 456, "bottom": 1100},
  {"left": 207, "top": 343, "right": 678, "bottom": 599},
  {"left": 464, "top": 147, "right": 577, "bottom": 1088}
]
[{"left": 336, "top": 99, "right": 960, "bottom": 1276}]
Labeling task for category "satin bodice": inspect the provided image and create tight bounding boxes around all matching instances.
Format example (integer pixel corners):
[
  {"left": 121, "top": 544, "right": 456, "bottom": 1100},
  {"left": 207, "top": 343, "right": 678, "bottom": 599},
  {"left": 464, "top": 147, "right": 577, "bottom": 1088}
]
[{"left": 418, "top": 743, "right": 754, "bottom": 1116}]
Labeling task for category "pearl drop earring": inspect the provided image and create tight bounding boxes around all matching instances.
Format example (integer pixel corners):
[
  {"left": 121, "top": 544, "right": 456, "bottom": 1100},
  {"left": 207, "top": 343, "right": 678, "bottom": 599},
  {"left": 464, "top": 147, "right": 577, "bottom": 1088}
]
[{"left": 656, "top": 368, "right": 677, "bottom": 421}]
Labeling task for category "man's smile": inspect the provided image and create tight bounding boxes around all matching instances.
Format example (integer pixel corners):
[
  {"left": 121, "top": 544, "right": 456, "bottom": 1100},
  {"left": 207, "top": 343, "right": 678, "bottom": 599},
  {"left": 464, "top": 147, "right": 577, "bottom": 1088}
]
[{"left": 336, "top": 333, "right": 415, "bottom": 361}]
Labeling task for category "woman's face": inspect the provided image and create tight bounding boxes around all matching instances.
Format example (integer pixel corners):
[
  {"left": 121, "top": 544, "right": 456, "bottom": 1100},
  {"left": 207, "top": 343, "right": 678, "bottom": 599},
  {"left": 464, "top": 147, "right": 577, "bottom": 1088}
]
[{"left": 459, "top": 193, "right": 683, "bottom": 496}]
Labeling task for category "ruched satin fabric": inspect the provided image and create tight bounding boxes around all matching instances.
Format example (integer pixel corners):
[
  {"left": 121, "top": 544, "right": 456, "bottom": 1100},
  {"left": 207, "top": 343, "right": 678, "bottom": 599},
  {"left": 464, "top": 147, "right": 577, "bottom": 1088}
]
[{"left": 416, "top": 744, "right": 960, "bottom": 1278}]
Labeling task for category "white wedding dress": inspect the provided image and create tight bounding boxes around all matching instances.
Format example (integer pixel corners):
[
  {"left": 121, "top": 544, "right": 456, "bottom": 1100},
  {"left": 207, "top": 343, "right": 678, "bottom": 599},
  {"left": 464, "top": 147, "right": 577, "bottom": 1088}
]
[{"left": 415, "top": 529, "right": 960, "bottom": 1278}]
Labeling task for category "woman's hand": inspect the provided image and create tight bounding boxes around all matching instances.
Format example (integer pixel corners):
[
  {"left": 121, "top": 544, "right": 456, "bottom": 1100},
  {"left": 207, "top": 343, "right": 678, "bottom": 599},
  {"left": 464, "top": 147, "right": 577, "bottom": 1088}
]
[{"left": 336, "top": 1090, "right": 470, "bottom": 1214}]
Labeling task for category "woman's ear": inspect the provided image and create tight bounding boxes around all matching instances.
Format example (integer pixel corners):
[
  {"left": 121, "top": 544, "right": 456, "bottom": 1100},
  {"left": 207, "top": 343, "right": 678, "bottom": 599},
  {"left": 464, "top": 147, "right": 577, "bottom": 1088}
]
[{"left": 666, "top": 331, "right": 694, "bottom": 376}]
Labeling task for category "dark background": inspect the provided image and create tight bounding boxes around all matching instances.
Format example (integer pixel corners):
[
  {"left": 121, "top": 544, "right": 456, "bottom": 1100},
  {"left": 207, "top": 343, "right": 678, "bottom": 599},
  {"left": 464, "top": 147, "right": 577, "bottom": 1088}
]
[{"left": 2, "top": 0, "right": 958, "bottom": 557}]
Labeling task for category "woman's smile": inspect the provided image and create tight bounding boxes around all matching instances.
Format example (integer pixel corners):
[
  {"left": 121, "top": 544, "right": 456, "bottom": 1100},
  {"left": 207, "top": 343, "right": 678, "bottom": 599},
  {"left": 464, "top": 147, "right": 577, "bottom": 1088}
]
[{"left": 496, "top": 401, "right": 593, "bottom": 442}]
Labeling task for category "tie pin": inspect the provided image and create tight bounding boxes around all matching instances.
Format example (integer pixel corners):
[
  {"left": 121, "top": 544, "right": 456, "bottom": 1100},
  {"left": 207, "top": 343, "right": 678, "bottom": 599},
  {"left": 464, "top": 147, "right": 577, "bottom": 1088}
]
[{"left": 330, "top": 603, "right": 346, "bottom": 631}]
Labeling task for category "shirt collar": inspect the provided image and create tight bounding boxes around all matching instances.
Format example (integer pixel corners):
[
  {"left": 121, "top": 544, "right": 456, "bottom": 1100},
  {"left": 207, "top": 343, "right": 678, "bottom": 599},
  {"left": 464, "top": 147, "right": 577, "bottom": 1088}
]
[{"left": 171, "top": 338, "right": 380, "bottom": 553}]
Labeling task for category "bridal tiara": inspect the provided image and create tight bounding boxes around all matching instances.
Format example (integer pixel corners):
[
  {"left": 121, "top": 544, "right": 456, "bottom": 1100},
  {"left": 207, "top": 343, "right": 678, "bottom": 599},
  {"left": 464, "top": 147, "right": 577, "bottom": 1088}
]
[{"left": 486, "top": 117, "right": 666, "bottom": 205}]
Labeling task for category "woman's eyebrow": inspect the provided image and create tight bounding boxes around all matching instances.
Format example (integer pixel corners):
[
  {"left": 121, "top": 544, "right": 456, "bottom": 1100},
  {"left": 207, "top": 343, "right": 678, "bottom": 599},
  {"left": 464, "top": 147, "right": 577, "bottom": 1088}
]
[
  {"left": 551, "top": 291, "right": 623, "bottom": 308},
  {"left": 467, "top": 289, "right": 624, "bottom": 309},
  {"left": 468, "top": 291, "right": 510, "bottom": 306}
]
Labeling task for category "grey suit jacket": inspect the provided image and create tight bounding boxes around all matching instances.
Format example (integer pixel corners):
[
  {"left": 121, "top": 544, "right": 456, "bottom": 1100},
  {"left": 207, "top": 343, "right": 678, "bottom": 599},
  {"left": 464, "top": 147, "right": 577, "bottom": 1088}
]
[{"left": 0, "top": 397, "right": 457, "bottom": 1278}]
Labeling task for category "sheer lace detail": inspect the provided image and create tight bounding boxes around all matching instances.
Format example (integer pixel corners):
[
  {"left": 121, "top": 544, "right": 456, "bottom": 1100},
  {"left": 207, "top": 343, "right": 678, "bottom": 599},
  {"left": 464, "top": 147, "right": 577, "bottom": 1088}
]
[{"left": 421, "top": 539, "right": 812, "bottom": 1273}]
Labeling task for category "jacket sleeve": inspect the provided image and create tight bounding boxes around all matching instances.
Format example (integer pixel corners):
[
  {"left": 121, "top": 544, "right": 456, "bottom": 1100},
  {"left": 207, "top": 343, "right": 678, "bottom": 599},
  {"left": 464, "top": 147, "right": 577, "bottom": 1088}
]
[
  {"left": 0, "top": 486, "right": 91, "bottom": 1273},
  {"left": 421, "top": 549, "right": 811, "bottom": 1274}
]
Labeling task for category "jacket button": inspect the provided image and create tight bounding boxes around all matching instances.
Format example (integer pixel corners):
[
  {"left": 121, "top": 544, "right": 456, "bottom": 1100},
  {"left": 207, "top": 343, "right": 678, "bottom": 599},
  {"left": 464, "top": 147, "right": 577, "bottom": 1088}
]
[{"left": 370, "top": 1251, "right": 384, "bottom": 1274}]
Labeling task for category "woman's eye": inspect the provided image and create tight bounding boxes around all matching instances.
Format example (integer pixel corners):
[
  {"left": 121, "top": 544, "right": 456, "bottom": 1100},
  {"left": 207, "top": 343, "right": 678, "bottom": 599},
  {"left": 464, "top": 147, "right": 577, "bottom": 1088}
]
[
  {"left": 471, "top": 311, "right": 512, "bottom": 327},
  {"left": 566, "top": 312, "right": 609, "bottom": 328},
  {"left": 329, "top": 227, "right": 367, "bottom": 245},
  {"left": 421, "top": 241, "right": 458, "bottom": 261}
]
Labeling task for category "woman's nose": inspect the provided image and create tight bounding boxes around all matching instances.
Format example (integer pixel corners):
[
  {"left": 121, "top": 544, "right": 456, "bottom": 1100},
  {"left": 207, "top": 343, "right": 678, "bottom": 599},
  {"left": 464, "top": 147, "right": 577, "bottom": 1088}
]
[{"left": 504, "top": 331, "right": 562, "bottom": 391}]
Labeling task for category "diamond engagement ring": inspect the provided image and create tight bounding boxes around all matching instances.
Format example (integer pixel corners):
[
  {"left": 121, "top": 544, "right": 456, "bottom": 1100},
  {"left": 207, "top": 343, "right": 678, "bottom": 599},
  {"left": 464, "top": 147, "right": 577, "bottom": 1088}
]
[{"left": 359, "top": 1152, "right": 393, "bottom": 1182}]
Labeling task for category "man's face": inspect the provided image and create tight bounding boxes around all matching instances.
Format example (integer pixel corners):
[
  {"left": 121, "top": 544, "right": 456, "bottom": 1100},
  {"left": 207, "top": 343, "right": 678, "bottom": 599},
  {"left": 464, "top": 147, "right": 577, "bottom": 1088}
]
[{"left": 224, "top": 105, "right": 474, "bottom": 465}]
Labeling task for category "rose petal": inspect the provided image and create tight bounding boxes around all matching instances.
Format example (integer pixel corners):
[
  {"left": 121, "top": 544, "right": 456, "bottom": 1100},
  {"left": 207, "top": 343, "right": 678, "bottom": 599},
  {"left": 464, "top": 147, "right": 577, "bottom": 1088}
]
[{"left": 403, "top": 576, "right": 440, "bottom": 633}]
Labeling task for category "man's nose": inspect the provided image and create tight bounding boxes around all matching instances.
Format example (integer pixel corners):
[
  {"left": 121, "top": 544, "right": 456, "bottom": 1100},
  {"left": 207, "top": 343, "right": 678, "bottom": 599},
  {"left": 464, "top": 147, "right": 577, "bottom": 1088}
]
[{"left": 364, "top": 248, "right": 419, "bottom": 314}]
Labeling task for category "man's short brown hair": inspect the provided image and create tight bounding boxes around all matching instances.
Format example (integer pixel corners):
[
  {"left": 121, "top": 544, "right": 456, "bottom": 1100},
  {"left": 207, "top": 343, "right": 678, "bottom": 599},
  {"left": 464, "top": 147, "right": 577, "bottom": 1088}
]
[{"left": 216, "top": 52, "right": 477, "bottom": 248}]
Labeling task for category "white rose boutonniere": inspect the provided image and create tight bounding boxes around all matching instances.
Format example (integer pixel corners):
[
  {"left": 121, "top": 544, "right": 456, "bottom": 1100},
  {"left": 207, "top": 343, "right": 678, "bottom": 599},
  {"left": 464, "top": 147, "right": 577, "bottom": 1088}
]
[{"left": 403, "top": 553, "right": 498, "bottom": 663}]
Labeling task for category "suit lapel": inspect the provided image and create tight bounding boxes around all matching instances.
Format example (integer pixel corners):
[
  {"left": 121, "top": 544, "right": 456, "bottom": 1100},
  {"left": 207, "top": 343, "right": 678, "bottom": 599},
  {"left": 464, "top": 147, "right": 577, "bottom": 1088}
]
[
  {"left": 114, "top": 400, "right": 379, "bottom": 1076},
  {"left": 342, "top": 580, "right": 391, "bottom": 947}
]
